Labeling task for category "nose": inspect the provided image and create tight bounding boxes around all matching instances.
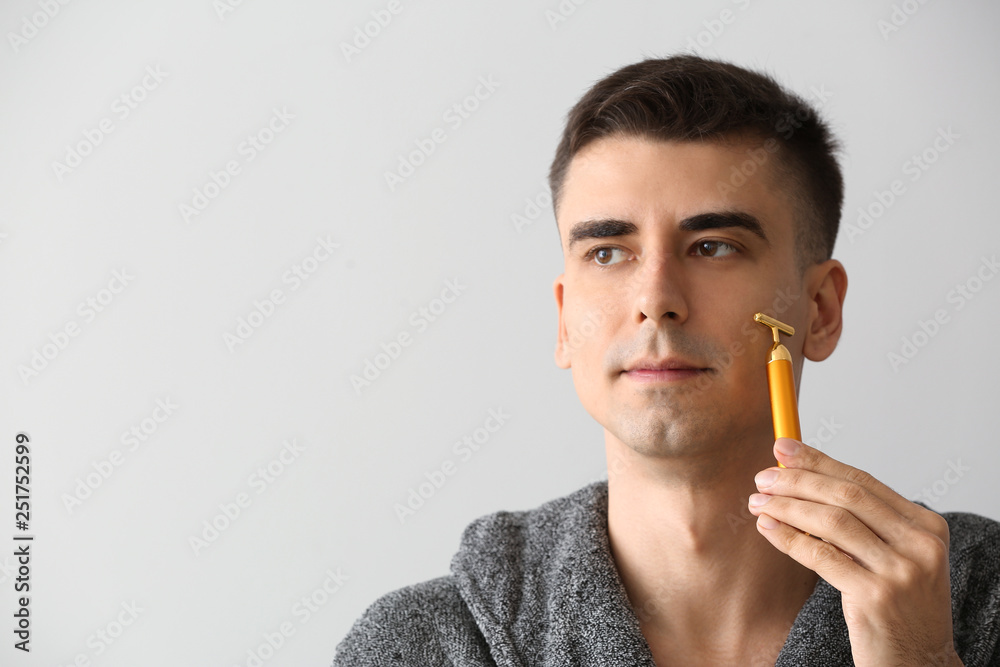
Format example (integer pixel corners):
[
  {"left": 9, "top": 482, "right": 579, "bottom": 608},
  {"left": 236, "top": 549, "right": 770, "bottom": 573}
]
[{"left": 632, "top": 253, "right": 689, "bottom": 325}]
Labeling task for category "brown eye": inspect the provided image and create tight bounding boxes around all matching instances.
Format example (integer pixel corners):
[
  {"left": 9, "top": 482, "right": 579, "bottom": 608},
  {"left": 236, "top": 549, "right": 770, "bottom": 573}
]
[
  {"left": 695, "top": 241, "right": 738, "bottom": 257},
  {"left": 585, "top": 246, "right": 626, "bottom": 267}
]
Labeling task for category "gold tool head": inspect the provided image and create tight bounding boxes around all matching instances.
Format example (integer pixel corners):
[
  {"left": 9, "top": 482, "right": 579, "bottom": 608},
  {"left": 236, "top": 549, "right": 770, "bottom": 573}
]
[{"left": 753, "top": 312, "right": 795, "bottom": 344}]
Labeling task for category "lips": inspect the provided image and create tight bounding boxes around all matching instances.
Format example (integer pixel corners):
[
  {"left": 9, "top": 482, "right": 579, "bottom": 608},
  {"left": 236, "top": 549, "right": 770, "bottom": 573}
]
[
  {"left": 622, "top": 357, "right": 709, "bottom": 373},
  {"left": 619, "top": 355, "right": 712, "bottom": 385}
]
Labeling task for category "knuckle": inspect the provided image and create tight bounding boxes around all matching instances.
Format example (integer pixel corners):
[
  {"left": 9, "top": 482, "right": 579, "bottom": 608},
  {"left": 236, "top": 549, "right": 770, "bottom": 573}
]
[
  {"left": 843, "top": 466, "right": 875, "bottom": 488},
  {"left": 802, "top": 537, "right": 841, "bottom": 566},
  {"left": 893, "top": 559, "right": 923, "bottom": 589},
  {"left": 917, "top": 532, "right": 950, "bottom": 564},
  {"left": 777, "top": 527, "right": 800, "bottom": 553},
  {"left": 778, "top": 469, "right": 801, "bottom": 490},
  {"left": 821, "top": 507, "right": 854, "bottom": 533},
  {"left": 866, "top": 580, "right": 895, "bottom": 607},
  {"left": 798, "top": 442, "right": 822, "bottom": 466},
  {"left": 833, "top": 481, "right": 867, "bottom": 506},
  {"left": 925, "top": 511, "right": 951, "bottom": 543},
  {"left": 860, "top": 542, "right": 883, "bottom": 567},
  {"left": 879, "top": 516, "right": 907, "bottom": 543}
]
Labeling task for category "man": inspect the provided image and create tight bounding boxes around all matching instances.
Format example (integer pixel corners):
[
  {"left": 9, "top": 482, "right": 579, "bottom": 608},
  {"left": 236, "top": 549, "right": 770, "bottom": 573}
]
[{"left": 333, "top": 55, "right": 1000, "bottom": 666}]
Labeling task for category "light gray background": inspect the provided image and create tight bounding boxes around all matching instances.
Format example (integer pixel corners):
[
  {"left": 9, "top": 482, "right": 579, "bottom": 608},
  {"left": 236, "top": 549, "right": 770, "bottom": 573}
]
[{"left": 1, "top": 0, "right": 998, "bottom": 665}]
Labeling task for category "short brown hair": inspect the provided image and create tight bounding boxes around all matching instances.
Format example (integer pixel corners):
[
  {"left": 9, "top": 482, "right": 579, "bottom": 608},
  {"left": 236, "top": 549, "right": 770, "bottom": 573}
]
[{"left": 548, "top": 54, "right": 844, "bottom": 272}]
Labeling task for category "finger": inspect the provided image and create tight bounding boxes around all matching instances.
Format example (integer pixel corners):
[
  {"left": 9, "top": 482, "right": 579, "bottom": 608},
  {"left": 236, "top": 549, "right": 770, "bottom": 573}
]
[
  {"left": 748, "top": 493, "right": 892, "bottom": 572},
  {"left": 772, "top": 438, "right": 947, "bottom": 542},
  {"left": 754, "top": 510, "right": 876, "bottom": 594},
  {"left": 753, "top": 465, "right": 914, "bottom": 552}
]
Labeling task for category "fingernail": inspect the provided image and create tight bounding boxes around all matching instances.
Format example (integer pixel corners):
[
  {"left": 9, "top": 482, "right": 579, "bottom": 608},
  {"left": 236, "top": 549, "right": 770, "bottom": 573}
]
[
  {"left": 748, "top": 493, "right": 771, "bottom": 507},
  {"left": 775, "top": 438, "right": 800, "bottom": 456},
  {"left": 755, "top": 469, "right": 779, "bottom": 488},
  {"left": 758, "top": 514, "right": 780, "bottom": 530}
]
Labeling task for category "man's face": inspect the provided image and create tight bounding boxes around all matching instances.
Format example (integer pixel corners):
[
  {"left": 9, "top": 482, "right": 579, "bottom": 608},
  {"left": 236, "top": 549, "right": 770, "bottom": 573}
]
[{"left": 552, "top": 134, "right": 814, "bottom": 461}]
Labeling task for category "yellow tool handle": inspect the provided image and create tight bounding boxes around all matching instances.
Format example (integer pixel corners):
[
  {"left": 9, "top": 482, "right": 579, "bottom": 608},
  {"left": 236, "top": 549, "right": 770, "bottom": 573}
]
[{"left": 765, "top": 355, "right": 801, "bottom": 468}]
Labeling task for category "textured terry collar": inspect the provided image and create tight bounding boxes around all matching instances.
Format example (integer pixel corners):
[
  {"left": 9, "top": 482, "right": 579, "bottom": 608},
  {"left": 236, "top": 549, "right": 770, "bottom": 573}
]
[{"left": 450, "top": 479, "right": 854, "bottom": 666}]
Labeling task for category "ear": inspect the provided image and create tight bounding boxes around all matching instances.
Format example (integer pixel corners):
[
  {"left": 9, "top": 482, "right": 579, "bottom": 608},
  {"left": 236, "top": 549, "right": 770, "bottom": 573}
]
[
  {"left": 802, "top": 259, "right": 848, "bottom": 362},
  {"left": 553, "top": 274, "right": 572, "bottom": 369}
]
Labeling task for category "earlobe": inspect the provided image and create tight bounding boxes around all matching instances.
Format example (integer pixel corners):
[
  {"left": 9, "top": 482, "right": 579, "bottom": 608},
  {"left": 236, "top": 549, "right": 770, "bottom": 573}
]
[
  {"left": 553, "top": 275, "right": 571, "bottom": 369},
  {"left": 802, "top": 259, "right": 848, "bottom": 362}
]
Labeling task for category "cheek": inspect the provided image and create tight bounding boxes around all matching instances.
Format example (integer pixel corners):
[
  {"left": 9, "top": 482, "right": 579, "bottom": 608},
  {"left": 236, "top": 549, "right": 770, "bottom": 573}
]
[
  {"left": 562, "top": 282, "right": 621, "bottom": 355},
  {"left": 711, "top": 337, "right": 751, "bottom": 384},
  {"left": 711, "top": 318, "right": 773, "bottom": 388},
  {"left": 732, "top": 319, "right": 766, "bottom": 359},
  {"left": 562, "top": 299, "right": 619, "bottom": 389},
  {"left": 563, "top": 308, "right": 606, "bottom": 359}
]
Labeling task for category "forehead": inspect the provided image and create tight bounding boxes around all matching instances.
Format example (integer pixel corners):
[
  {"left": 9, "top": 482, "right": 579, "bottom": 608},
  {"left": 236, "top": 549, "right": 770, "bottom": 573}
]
[{"left": 557, "top": 134, "right": 796, "bottom": 249}]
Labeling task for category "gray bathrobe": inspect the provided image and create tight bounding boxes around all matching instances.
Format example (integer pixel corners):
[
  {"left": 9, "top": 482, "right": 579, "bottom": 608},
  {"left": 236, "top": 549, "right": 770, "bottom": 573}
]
[{"left": 333, "top": 480, "right": 1000, "bottom": 665}]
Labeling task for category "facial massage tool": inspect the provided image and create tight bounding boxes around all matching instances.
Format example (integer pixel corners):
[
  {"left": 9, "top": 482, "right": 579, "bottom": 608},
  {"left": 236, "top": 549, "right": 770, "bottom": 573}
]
[
  {"left": 753, "top": 313, "right": 819, "bottom": 539},
  {"left": 753, "top": 313, "right": 801, "bottom": 469}
]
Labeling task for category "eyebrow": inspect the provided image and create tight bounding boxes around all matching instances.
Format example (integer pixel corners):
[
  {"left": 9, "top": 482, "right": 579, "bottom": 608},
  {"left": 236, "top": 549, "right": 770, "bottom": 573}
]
[{"left": 566, "top": 211, "right": 770, "bottom": 252}]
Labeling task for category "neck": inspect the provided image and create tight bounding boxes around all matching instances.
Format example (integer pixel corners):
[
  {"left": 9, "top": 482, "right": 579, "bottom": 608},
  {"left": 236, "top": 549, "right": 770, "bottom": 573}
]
[{"left": 604, "top": 433, "right": 819, "bottom": 655}]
